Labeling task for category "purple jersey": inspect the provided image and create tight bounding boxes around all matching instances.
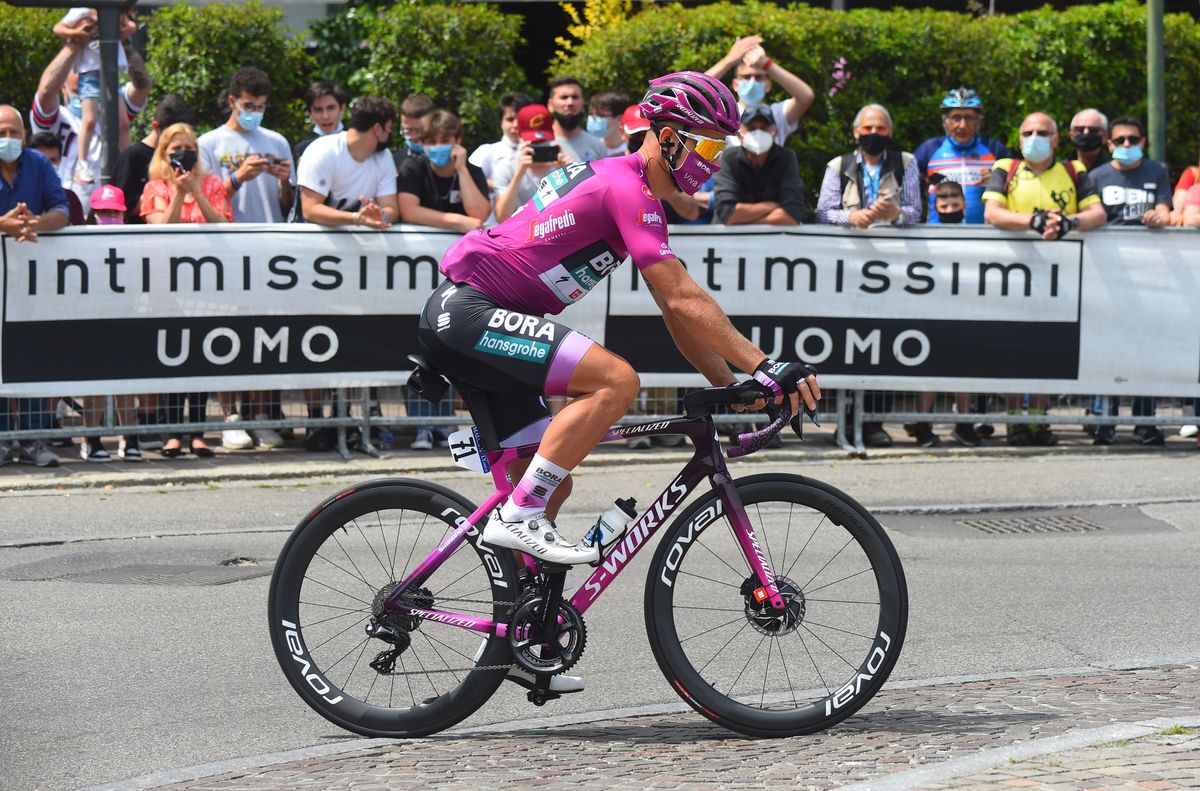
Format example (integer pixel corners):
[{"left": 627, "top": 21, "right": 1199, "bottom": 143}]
[{"left": 440, "top": 153, "right": 677, "bottom": 315}]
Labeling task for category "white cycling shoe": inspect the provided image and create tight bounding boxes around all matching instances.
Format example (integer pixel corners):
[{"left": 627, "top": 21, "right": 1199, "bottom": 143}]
[
  {"left": 482, "top": 510, "right": 597, "bottom": 566},
  {"left": 506, "top": 667, "right": 586, "bottom": 694}
]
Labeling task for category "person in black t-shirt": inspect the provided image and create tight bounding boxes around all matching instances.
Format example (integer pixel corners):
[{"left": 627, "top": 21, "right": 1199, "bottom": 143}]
[
  {"left": 396, "top": 109, "right": 489, "bottom": 233},
  {"left": 111, "top": 94, "right": 194, "bottom": 224}
]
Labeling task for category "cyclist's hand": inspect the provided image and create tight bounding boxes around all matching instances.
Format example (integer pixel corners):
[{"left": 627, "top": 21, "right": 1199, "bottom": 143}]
[{"left": 753, "top": 358, "right": 821, "bottom": 418}]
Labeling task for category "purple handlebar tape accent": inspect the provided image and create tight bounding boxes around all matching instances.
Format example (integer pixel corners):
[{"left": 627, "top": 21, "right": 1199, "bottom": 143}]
[
  {"left": 544, "top": 330, "right": 595, "bottom": 396},
  {"left": 727, "top": 408, "right": 789, "bottom": 458}
]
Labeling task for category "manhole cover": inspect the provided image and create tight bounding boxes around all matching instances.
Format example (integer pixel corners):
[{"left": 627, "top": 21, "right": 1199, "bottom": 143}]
[
  {"left": 957, "top": 515, "right": 1105, "bottom": 535},
  {"left": 59, "top": 564, "right": 272, "bottom": 586}
]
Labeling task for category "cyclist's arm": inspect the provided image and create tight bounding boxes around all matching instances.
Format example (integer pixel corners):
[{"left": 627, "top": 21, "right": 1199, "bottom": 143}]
[
  {"left": 640, "top": 258, "right": 766, "bottom": 377},
  {"left": 646, "top": 276, "right": 737, "bottom": 386}
]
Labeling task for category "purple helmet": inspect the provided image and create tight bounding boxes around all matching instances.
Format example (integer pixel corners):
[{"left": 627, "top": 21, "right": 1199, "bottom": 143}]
[{"left": 639, "top": 71, "right": 740, "bottom": 136}]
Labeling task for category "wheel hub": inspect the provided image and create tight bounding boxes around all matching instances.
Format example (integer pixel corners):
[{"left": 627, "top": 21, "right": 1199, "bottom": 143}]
[{"left": 743, "top": 575, "right": 806, "bottom": 636}]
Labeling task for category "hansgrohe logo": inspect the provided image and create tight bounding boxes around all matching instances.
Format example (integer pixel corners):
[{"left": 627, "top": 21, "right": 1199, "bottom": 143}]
[{"left": 474, "top": 331, "right": 551, "bottom": 363}]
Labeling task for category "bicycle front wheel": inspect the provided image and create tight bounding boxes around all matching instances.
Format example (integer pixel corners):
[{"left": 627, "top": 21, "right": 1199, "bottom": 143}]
[
  {"left": 268, "top": 478, "right": 520, "bottom": 738},
  {"left": 645, "top": 473, "right": 907, "bottom": 737}
]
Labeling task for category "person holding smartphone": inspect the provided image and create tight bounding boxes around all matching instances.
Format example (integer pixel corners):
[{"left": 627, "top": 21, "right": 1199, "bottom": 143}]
[
  {"left": 140, "top": 122, "right": 231, "bottom": 224},
  {"left": 491, "top": 103, "right": 569, "bottom": 222}
]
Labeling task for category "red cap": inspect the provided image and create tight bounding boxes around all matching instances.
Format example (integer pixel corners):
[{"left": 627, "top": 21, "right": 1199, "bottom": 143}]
[
  {"left": 90, "top": 184, "right": 127, "bottom": 211},
  {"left": 518, "top": 104, "right": 554, "bottom": 142},
  {"left": 621, "top": 104, "right": 651, "bottom": 135}
]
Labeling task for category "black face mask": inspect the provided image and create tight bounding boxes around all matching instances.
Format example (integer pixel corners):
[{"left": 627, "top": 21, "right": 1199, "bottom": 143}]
[
  {"left": 553, "top": 110, "right": 585, "bottom": 132},
  {"left": 937, "top": 209, "right": 965, "bottom": 224},
  {"left": 169, "top": 148, "right": 198, "bottom": 172},
  {"left": 376, "top": 137, "right": 391, "bottom": 154},
  {"left": 1070, "top": 133, "right": 1104, "bottom": 152},
  {"left": 858, "top": 133, "right": 891, "bottom": 156}
]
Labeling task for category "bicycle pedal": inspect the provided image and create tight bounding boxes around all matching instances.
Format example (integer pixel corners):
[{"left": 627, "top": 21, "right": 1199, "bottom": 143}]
[{"left": 527, "top": 688, "right": 560, "bottom": 706}]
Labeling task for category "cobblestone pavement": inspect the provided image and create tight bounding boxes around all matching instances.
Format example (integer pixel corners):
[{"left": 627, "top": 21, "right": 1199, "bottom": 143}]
[{"left": 131, "top": 663, "right": 1200, "bottom": 791}]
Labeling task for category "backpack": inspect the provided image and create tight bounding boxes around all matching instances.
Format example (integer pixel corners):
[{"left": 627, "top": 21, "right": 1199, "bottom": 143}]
[{"left": 999, "top": 158, "right": 1079, "bottom": 195}]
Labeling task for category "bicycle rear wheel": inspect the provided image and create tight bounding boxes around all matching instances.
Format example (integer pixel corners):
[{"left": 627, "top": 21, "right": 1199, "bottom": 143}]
[
  {"left": 268, "top": 478, "right": 520, "bottom": 738},
  {"left": 645, "top": 473, "right": 907, "bottom": 737}
]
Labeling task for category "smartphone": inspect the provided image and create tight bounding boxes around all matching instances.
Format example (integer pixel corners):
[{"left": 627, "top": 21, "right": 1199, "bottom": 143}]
[{"left": 531, "top": 144, "right": 560, "bottom": 163}]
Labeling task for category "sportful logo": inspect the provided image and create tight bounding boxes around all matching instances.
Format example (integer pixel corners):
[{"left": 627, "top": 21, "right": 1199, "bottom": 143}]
[
  {"left": 474, "top": 330, "right": 550, "bottom": 362},
  {"left": 638, "top": 209, "right": 664, "bottom": 227},
  {"left": 527, "top": 209, "right": 577, "bottom": 241},
  {"left": 641, "top": 184, "right": 655, "bottom": 200}
]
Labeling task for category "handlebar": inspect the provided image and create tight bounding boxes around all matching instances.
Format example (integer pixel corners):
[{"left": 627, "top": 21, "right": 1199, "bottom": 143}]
[{"left": 682, "top": 380, "right": 820, "bottom": 459}]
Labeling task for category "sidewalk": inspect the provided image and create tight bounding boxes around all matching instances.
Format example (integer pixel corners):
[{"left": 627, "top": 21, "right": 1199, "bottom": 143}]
[
  {"left": 4, "top": 425, "right": 1197, "bottom": 492},
  {"left": 87, "top": 661, "right": 1200, "bottom": 791}
]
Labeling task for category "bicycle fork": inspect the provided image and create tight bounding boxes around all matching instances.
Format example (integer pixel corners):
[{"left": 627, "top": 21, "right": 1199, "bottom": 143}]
[{"left": 712, "top": 472, "right": 788, "bottom": 611}]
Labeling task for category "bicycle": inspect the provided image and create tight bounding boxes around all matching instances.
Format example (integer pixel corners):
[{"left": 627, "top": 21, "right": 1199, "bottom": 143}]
[{"left": 268, "top": 359, "right": 908, "bottom": 739}]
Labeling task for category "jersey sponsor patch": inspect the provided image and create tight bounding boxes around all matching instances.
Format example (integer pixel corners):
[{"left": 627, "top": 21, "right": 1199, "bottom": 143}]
[
  {"left": 474, "top": 330, "right": 551, "bottom": 363},
  {"left": 641, "top": 184, "right": 655, "bottom": 200},
  {"left": 538, "top": 265, "right": 588, "bottom": 304},
  {"left": 637, "top": 208, "right": 664, "bottom": 227},
  {"left": 527, "top": 208, "right": 577, "bottom": 241},
  {"left": 486, "top": 308, "right": 556, "bottom": 341},
  {"left": 532, "top": 163, "right": 595, "bottom": 210}
]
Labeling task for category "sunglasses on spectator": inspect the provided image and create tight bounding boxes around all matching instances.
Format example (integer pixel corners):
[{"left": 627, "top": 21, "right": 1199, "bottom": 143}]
[
  {"left": 673, "top": 128, "right": 727, "bottom": 162},
  {"left": 1020, "top": 129, "right": 1053, "bottom": 137},
  {"left": 1071, "top": 125, "right": 1104, "bottom": 133},
  {"left": 1111, "top": 135, "right": 1142, "bottom": 146}
]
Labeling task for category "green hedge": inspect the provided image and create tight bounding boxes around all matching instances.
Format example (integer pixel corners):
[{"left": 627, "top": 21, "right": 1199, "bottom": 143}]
[
  {"left": 143, "top": 1, "right": 315, "bottom": 145},
  {"left": 0, "top": 6, "right": 74, "bottom": 117},
  {"left": 553, "top": 0, "right": 1200, "bottom": 205}
]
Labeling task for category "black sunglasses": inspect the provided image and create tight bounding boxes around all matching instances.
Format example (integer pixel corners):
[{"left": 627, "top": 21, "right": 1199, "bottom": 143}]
[{"left": 1111, "top": 135, "right": 1142, "bottom": 146}]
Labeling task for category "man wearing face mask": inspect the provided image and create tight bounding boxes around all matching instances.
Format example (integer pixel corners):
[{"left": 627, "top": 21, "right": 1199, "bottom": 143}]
[
  {"left": 586, "top": 91, "right": 631, "bottom": 157},
  {"left": 492, "top": 103, "right": 570, "bottom": 223},
  {"left": 1068, "top": 109, "right": 1110, "bottom": 173},
  {"left": 915, "top": 88, "right": 1012, "bottom": 224},
  {"left": 713, "top": 106, "right": 804, "bottom": 225},
  {"left": 0, "top": 105, "right": 70, "bottom": 242},
  {"left": 396, "top": 109, "right": 490, "bottom": 234},
  {"left": 394, "top": 94, "right": 435, "bottom": 174},
  {"left": 547, "top": 76, "right": 607, "bottom": 165},
  {"left": 816, "top": 103, "right": 921, "bottom": 229},
  {"left": 706, "top": 34, "right": 814, "bottom": 148},
  {"left": 298, "top": 95, "right": 399, "bottom": 229},
  {"left": 198, "top": 67, "right": 293, "bottom": 223}
]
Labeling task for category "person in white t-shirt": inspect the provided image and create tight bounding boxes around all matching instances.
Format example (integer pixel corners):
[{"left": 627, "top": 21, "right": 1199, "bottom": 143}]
[
  {"left": 469, "top": 92, "right": 534, "bottom": 193},
  {"left": 298, "top": 95, "right": 398, "bottom": 228},
  {"left": 29, "top": 39, "right": 151, "bottom": 213},
  {"left": 197, "top": 66, "right": 293, "bottom": 224},
  {"left": 705, "top": 34, "right": 815, "bottom": 147}
]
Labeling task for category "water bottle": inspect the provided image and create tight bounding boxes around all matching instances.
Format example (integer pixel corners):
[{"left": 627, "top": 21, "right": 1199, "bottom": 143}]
[{"left": 584, "top": 497, "right": 638, "bottom": 554}]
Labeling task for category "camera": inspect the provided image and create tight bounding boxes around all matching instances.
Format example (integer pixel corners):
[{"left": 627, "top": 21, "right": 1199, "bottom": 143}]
[{"left": 531, "top": 143, "right": 560, "bottom": 163}]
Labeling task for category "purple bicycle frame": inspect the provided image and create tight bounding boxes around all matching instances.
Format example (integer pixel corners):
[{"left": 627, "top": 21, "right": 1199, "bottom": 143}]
[{"left": 382, "top": 412, "right": 789, "bottom": 630}]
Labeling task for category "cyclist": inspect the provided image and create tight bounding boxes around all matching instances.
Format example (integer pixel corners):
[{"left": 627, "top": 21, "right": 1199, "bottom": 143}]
[{"left": 417, "top": 71, "right": 820, "bottom": 568}]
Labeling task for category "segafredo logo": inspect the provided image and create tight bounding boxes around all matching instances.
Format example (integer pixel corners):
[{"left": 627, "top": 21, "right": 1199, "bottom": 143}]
[
  {"left": 528, "top": 209, "right": 577, "bottom": 241},
  {"left": 638, "top": 209, "right": 664, "bottom": 227}
]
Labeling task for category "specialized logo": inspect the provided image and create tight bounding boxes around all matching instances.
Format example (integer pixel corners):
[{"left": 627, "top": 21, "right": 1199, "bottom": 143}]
[
  {"left": 637, "top": 208, "right": 664, "bottom": 227},
  {"left": 527, "top": 209, "right": 577, "bottom": 241},
  {"left": 487, "top": 309, "right": 556, "bottom": 341},
  {"left": 474, "top": 330, "right": 550, "bottom": 362}
]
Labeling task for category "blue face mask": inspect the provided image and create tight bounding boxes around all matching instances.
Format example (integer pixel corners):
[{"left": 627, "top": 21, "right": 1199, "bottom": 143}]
[
  {"left": 1112, "top": 145, "right": 1144, "bottom": 166},
  {"left": 737, "top": 78, "right": 766, "bottom": 107},
  {"left": 585, "top": 114, "right": 608, "bottom": 137},
  {"left": 425, "top": 143, "right": 453, "bottom": 168},
  {"left": 69, "top": 96, "right": 83, "bottom": 117},
  {"left": 238, "top": 110, "right": 264, "bottom": 132},
  {"left": 1021, "top": 133, "right": 1053, "bottom": 163},
  {"left": 406, "top": 136, "right": 424, "bottom": 154},
  {"left": 0, "top": 138, "right": 22, "bottom": 163}
]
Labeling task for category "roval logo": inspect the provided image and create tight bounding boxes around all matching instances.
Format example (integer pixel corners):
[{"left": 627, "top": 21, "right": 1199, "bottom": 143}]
[
  {"left": 527, "top": 209, "right": 577, "bottom": 241},
  {"left": 659, "top": 499, "right": 724, "bottom": 587},
  {"left": 281, "top": 619, "right": 345, "bottom": 705},
  {"left": 823, "top": 630, "right": 893, "bottom": 715}
]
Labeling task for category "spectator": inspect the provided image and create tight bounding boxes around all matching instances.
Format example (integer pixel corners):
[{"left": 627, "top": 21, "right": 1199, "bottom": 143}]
[
  {"left": 112, "top": 94, "right": 194, "bottom": 225},
  {"left": 982, "top": 112, "right": 1106, "bottom": 445},
  {"left": 914, "top": 88, "right": 1012, "bottom": 224},
  {"left": 586, "top": 90, "right": 631, "bottom": 156},
  {"left": 198, "top": 67, "right": 293, "bottom": 224},
  {"left": 30, "top": 39, "right": 151, "bottom": 212},
  {"left": 547, "top": 76, "right": 606, "bottom": 163},
  {"left": 706, "top": 34, "right": 815, "bottom": 147},
  {"left": 396, "top": 109, "right": 489, "bottom": 232},
  {"left": 140, "top": 123, "right": 231, "bottom": 224},
  {"left": 1088, "top": 116, "right": 1172, "bottom": 446},
  {"left": 470, "top": 91, "right": 535, "bottom": 195},
  {"left": 713, "top": 105, "right": 804, "bottom": 225},
  {"left": 492, "top": 103, "right": 568, "bottom": 223},
  {"left": 52, "top": 4, "right": 138, "bottom": 183},
  {"left": 0, "top": 105, "right": 69, "bottom": 467},
  {"left": 1170, "top": 154, "right": 1198, "bottom": 227},
  {"left": 27, "top": 132, "right": 84, "bottom": 224},
  {"left": 1183, "top": 182, "right": 1200, "bottom": 227},
  {"left": 1068, "top": 108, "right": 1110, "bottom": 173},
  {"left": 293, "top": 80, "right": 349, "bottom": 164},
  {"left": 816, "top": 103, "right": 921, "bottom": 228},
  {"left": 395, "top": 93, "right": 435, "bottom": 172},
  {"left": 298, "top": 95, "right": 398, "bottom": 228}
]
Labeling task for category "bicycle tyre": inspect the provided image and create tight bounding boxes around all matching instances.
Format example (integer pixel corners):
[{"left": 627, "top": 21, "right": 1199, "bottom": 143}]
[
  {"left": 645, "top": 473, "right": 907, "bottom": 737},
  {"left": 268, "top": 478, "right": 521, "bottom": 738}
]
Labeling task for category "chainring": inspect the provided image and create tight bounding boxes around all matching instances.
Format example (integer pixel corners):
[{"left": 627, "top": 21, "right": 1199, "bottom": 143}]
[{"left": 507, "top": 590, "right": 587, "bottom": 675}]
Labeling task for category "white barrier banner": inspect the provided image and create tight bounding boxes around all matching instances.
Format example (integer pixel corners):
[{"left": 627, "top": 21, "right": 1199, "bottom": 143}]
[{"left": 2, "top": 224, "right": 1198, "bottom": 397}]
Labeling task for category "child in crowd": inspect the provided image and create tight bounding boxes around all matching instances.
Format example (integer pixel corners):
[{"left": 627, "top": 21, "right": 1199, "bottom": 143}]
[
  {"left": 53, "top": 3, "right": 138, "bottom": 184},
  {"left": 932, "top": 180, "right": 966, "bottom": 224}
]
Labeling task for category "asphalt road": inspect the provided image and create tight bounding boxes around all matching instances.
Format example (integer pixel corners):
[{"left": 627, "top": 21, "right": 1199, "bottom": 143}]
[{"left": 2, "top": 451, "right": 1198, "bottom": 790}]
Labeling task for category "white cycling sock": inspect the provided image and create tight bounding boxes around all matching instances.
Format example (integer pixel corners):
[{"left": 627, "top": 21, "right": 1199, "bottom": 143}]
[{"left": 499, "top": 454, "right": 570, "bottom": 522}]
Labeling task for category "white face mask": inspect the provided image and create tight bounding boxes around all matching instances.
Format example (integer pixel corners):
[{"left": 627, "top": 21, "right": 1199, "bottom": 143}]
[{"left": 742, "top": 128, "right": 773, "bottom": 155}]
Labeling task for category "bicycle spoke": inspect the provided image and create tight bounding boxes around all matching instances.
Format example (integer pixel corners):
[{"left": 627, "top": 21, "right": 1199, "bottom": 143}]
[
  {"left": 343, "top": 636, "right": 373, "bottom": 691},
  {"left": 313, "top": 551, "right": 376, "bottom": 595},
  {"left": 299, "top": 600, "right": 370, "bottom": 615},
  {"left": 303, "top": 574, "right": 373, "bottom": 608},
  {"left": 777, "top": 637, "right": 800, "bottom": 709},
  {"left": 697, "top": 619, "right": 752, "bottom": 676},
  {"left": 676, "top": 568, "right": 742, "bottom": 590},
  {"left": 798, "top": 623, "right": 859, "bottom": 671},
  {"left": 679, "top": 614, "right": 746, "bottom": 643},
  {"left": 802, "top": 537, "right": 855, "bottom": 591},
  {"left": 309, "top": 613, "right": 370, "bottom": 654},
  {"left": 805, "top": 597, "right": 879, "bottom": 605},
  {"left": 803, "top": 619, "right": 875, "bottom": 640},
  {"left": 783, "top": 516, "right": 827, "bottom": 581},
  {"left": 696, "top": 529, "right": 750, "bottom": 582},
  {"left": 725, "top": 633, "right": 766, "bottom": 699},
  {"left": 399, "top": 512, "right": 430, "bottom": 581},
  {"left": 377, "top": 512, "right": 395, "bottom": 580},
  {"left": 674, "top": 605, "right": 745, "bottom": 613},
  {"left": 798, "top": 630, "right": 831, "bottom": 696},
  {"left": 779, "top": 504, "right": 794, "bottom": 581},
  {"left": 754, "top": 503, "right": 777, "bottom": 576},
  {"left": 321, "top": 635, "right": 372, "bottom": 676},
  {"left": 391, "top": 510, "right": 406, "bottom": 579},
  {"left": 300, "top": 608, "right": 369, "bottom": 629},
  {"left": 805, "top": 567, "right": 873, "bottom": 597},
  {"left": 760, "top": 636, "right": 773, "bottom": 708},
  {"left": 331, "top": 532, "right": 377, "bottom": 594},
  {"left": 352, "top": 518, "right": 393, "bottom": 581}
]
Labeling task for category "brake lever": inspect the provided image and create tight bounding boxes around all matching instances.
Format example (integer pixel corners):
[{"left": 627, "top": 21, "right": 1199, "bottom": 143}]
[{"left": 789, "top": 406, "right": 821, "bottom": 442}]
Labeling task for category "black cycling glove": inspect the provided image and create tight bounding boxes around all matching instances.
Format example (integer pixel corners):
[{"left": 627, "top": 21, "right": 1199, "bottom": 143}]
[{"left": 753, "top": 358, "right": 816, "bottom": 398}]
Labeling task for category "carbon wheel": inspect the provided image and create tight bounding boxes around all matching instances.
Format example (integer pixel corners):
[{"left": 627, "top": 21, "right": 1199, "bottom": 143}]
[
  {"left": 268, "top": 479, "right": 520, "bottom": 738},
  {"left": 645, "top": 473, "right": 907, "bottom": 737}
]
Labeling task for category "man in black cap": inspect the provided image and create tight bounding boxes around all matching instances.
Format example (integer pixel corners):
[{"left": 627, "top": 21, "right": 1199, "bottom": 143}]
[{"left": 712, "top": 105, "right": 805, "bottom": 225}]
